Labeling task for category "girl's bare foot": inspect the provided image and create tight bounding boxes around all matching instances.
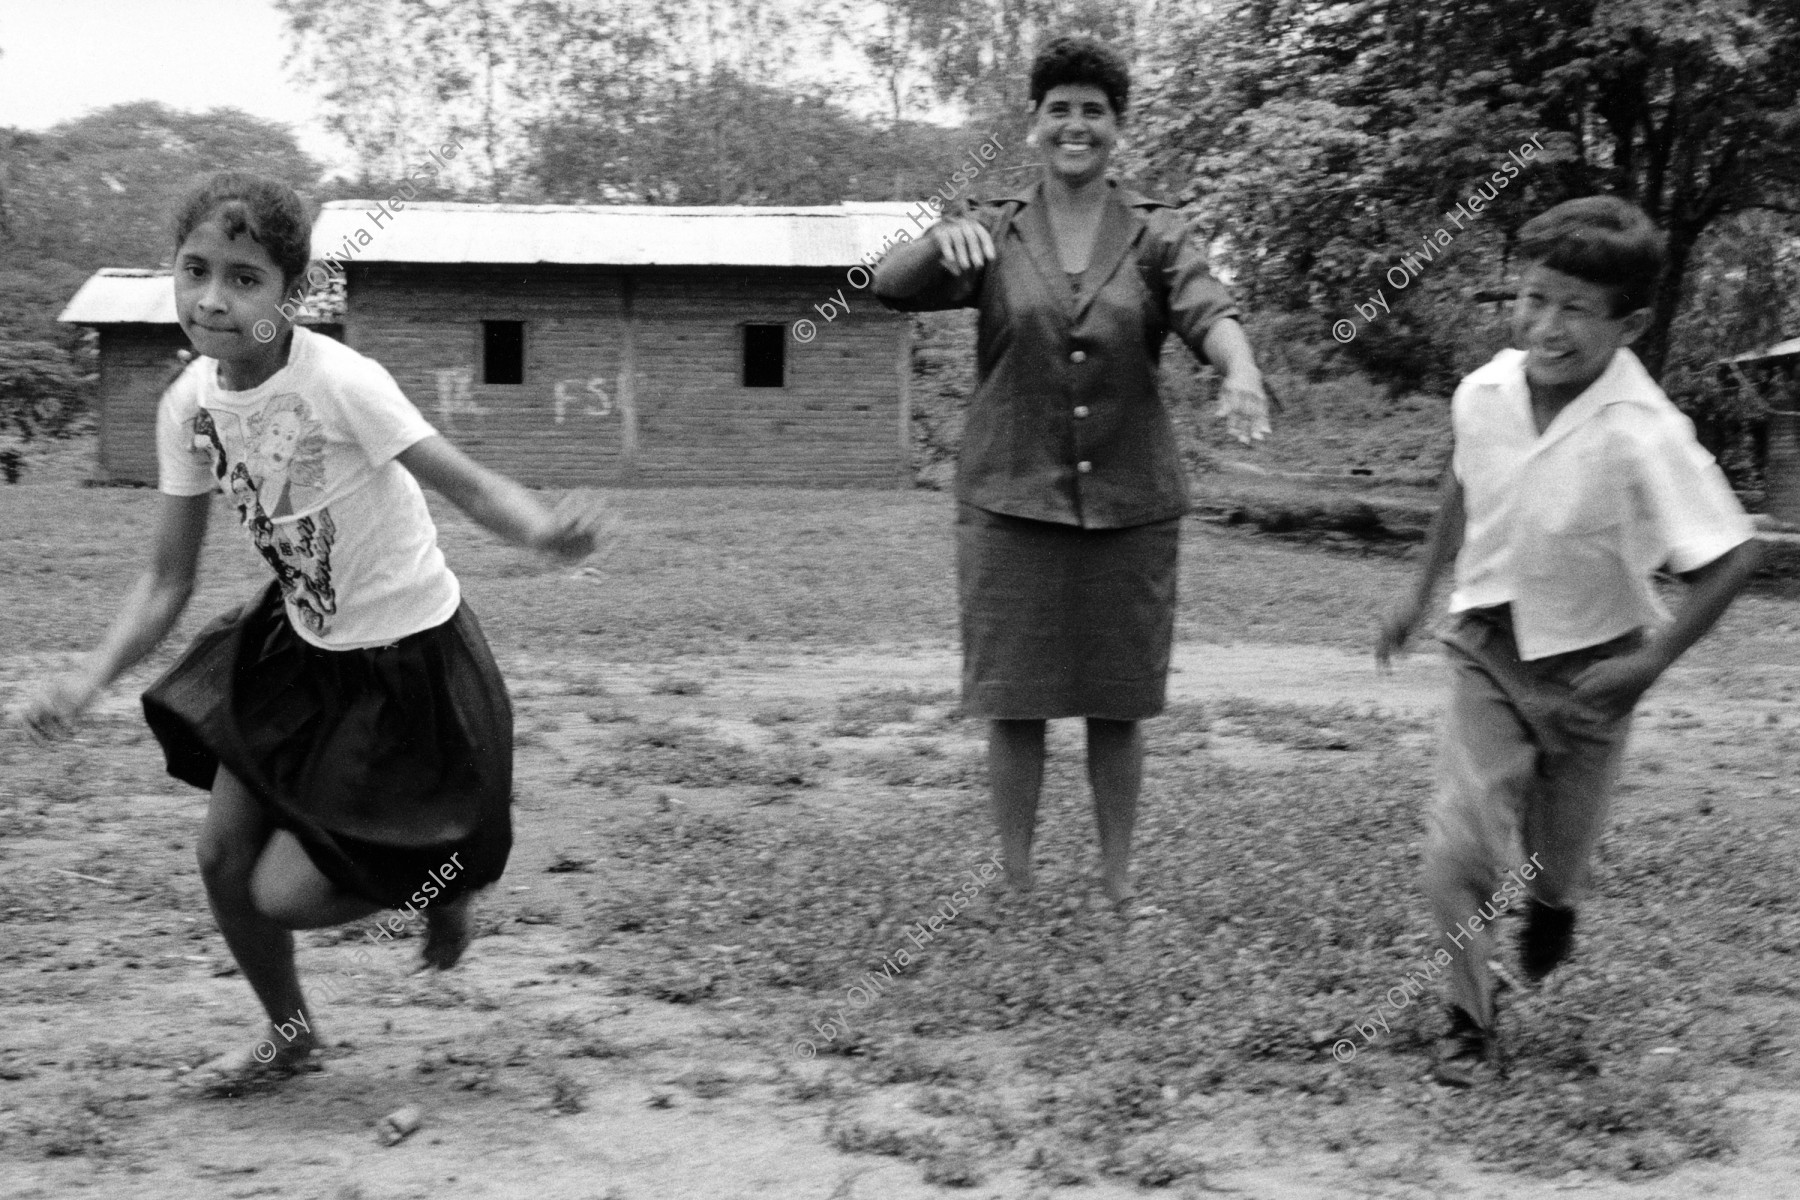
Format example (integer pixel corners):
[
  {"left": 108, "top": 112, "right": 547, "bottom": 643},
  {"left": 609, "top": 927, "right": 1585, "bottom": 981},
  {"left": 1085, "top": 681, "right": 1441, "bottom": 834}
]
[
  {"left": 420, "top": 892, "right": 475, "bottom": 970},
  {"left": 183, "top": 1026, "right": 322, "bottom": 1097}
]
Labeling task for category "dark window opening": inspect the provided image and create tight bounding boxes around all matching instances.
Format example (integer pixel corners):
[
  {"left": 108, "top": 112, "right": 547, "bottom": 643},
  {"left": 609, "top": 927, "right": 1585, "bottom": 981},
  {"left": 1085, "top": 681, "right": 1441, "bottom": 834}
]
[
  {"left": 743, "top": 324, "right": 786, "bottom": 388},
  {"left": 482, "top": 320, "right": 525, "bottom": 384}
]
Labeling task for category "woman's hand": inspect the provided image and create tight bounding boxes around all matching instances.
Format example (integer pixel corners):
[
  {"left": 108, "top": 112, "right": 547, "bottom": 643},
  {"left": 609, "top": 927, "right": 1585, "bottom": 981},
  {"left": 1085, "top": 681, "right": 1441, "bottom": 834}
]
[
  {"left": 1216, "top": 371, "right": 1272, "bottom": 446},
  {"left": 21, "top": 672, "right": 98, "bottom": 744},
  {"left": 932, "top": 217, "right": 996, "bottom": 276}
]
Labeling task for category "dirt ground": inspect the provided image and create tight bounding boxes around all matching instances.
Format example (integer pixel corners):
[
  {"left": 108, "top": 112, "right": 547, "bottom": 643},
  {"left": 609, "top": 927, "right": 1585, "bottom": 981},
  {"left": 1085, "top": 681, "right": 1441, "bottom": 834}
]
[{"left": 4, "top": 483, "right": 1800, "bottom": 1199}]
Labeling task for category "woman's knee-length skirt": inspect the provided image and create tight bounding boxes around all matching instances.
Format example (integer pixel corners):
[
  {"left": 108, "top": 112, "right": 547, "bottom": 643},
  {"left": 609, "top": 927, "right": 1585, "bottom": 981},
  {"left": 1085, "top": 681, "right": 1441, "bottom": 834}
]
[
  {"left": 955, "top": 504, "right": 1180, "bottom": 721},
  {"left": 141, "top": 581, "right": 513, "bottom": 908}
]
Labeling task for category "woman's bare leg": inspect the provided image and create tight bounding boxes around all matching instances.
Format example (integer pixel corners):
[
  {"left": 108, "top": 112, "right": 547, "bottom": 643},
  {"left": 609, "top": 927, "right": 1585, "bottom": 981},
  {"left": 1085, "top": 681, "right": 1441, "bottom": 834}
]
[
  {"left": 988, "top": 719, "right": 1047, "bottom": 891},
  {"left": 1086, "top": 718, "right": 1143, "bottom": 906}
]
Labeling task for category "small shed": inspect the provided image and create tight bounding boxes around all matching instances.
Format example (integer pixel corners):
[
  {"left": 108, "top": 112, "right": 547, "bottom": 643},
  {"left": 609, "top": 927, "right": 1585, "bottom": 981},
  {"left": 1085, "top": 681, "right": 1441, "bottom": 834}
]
[
  {"left": 310, "top": 201, "right": 919, "bottom": 488},
  {"left": 1721, "top": 337, "right": 1800, "bottom": 526},
  {"left": 57, "top": 269, "right": 340, "bottom": 485}
]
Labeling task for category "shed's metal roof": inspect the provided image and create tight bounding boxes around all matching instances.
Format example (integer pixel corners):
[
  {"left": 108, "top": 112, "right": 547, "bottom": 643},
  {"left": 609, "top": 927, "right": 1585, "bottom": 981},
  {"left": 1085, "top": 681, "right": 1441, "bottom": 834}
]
[
  {"left": 311, "top": 201, "right": 923, "bottom": 267},
  {"left": 61, "top": 202, "right": 928, "bottom": 323},
  {"left": 59, "top": 268, "right": 343, "bottom": 327},
  {"left": 1725, "top": 336, "right": 1800, "bottom": 364},
  {"left": 58, "top": 269, "right": 176, "bottom": 325}
]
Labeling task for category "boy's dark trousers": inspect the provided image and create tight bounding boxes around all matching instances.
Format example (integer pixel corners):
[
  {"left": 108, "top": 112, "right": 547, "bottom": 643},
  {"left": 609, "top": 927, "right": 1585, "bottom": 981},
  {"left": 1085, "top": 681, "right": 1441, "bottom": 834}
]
[{"left": 1421, "top": 607, "right": 1640, "bottom": 1027}]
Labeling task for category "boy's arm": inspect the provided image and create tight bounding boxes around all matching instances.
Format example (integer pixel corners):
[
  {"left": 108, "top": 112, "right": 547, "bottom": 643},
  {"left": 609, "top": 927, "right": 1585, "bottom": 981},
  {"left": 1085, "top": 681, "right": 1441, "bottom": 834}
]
[
  {"left": 1570, "top": 538, "right": 1765, "bottom": 717},
  {"left": 398, "top": 435, "right": 614, "bottom": 562},
  {"left": 1375, "top": 470, "right": 1464, "bottom": 669},
  {"left": 22, "top": 491, "right": 211, "bottom": 741}
]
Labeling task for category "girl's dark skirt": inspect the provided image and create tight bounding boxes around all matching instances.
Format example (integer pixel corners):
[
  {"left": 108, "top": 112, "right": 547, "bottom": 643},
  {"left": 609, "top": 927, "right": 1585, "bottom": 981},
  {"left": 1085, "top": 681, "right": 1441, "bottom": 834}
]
[
  {"left": 955, "top": 504, "right": 1180, "bottom": 721},
  {"left": 142, "top": 582, "right": 512, "bottom": 908}
]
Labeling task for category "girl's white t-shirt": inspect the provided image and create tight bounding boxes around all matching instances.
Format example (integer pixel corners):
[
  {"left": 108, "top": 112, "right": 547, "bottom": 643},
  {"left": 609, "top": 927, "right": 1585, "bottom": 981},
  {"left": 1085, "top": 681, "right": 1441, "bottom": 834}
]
[{"left": 157, "top": 327, "right": 461, "bottom": 649}]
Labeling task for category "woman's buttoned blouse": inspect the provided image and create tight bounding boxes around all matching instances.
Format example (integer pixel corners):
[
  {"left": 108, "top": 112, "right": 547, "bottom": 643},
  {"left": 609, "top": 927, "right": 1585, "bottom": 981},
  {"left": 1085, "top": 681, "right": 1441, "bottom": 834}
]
[{"left": 876, "top": 180, "right": 1240, "bottom": 528}]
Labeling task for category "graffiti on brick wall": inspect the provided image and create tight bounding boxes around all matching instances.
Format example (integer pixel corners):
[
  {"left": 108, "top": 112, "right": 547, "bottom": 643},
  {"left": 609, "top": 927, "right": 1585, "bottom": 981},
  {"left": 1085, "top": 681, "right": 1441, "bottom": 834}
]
[
  {"left": 427, "top": 367, "right": 620, "bottom": 430},
  {"left": 553, "top": 377, "right": 613, "bottom": 424},
  {"left": 432, "top": 367, "right": 487, "bottom": 426}
]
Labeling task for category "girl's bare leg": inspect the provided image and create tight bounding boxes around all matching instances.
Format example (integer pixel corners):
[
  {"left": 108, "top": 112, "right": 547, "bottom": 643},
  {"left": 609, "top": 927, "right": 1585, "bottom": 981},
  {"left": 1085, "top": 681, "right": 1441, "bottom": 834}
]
[
  {"left": 250, "top": 832, "right": 382, "bottom": 929},
  {"left": 193, "top": 767, "right": 379, "bottom": 1084},
  {"left": 1085, "top": 718, "right": 1143, "bottom": 907},
  {"left": 420, "top": 893, "right": 476, "bottom": 970},
  {"left": 252, "top": 816, "right": 474, "bottom": 968},
  {"left": 988, "top": 719, "right": 1046, "bottom": 891}
]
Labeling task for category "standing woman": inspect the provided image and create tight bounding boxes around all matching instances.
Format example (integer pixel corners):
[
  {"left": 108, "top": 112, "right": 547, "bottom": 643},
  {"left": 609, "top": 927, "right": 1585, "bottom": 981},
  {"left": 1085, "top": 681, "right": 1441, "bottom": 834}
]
[{"left": 874, "top": 35, "right": 1271, "bottom": 909}]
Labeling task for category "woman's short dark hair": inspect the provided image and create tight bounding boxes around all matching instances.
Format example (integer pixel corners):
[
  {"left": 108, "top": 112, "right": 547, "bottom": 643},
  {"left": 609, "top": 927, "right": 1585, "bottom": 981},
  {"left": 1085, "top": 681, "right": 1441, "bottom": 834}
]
[
  {"left": 172, "top": 172, "right": 313, "bottom": 294},
  {"left": 1516, "top": 195, "right": 1666, "bottom": 315},
  {"left": 1029, "top": 35, "right": 1130, "bottom": 120}
]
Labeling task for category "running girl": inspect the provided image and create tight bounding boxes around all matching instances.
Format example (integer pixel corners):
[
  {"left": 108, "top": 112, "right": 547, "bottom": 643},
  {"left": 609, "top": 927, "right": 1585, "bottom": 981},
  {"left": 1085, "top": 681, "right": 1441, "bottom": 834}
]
[{"left": 22, "top": 171, "right": 610, "bottom": 1094}]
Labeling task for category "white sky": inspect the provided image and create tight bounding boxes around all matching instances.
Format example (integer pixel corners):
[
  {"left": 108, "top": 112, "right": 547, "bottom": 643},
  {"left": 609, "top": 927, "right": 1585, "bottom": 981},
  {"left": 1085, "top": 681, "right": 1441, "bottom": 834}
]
[{"left": 0, "top": 0, "right": 349, "bottom": 168}]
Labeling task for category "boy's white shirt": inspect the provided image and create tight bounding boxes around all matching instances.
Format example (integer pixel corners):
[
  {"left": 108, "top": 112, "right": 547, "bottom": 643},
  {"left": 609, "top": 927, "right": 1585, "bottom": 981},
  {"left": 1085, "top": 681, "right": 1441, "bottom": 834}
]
[
  {"left": 1449, "top": 346, "right": 1753, "bottom": 661},
  {"left": 158, "top": 327, "right": 461, "bottom": 649}
]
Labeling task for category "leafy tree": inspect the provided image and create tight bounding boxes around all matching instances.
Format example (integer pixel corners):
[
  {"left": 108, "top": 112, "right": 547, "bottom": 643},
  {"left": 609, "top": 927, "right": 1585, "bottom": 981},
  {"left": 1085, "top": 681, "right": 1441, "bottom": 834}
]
[
  {"left": 274, "top": 0, "right": 456, "bottom": 187},
  {"left": 279, "top": 0, "right": 832, "bottom": 198},
  {"left": 1136, "top": 0, "right": 1800, "bottom": 386},
  {"left": 279, "top": 0, "right": 1020, "bottom": 205},
  {"left": 527, "top": 69, "right": 1004, "bottom": 205},
  {"left": 1662, "top": 210, "right": 1800, "bottom": 484},
  {"left": 821, "top": 0, "right": 937, "bottom": 125},
  {"left": 871, "top": 0, "right": 1143, "bottom": 121},
  {"left": 0, "top": 103, "right": 320, "bottom": 338}
]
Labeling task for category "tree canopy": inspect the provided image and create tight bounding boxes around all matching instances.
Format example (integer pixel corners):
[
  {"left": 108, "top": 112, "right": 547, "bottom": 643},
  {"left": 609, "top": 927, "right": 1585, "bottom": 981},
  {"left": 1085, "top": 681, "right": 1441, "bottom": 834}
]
[
  {"left": 1134, "top": 0, "right": 1800, "bottom": 387},
  {"left": 0, "top": 102, "right": 319, "bottom": 342},
  {"left": 3, "top": 0, "right": 1797, "bottom": 428}
]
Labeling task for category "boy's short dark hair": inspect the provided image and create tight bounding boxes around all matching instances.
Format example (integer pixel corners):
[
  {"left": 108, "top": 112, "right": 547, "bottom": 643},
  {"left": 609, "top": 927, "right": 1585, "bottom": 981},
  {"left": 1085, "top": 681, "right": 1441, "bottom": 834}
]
[
  {"left": 172, "top": 172, "right": 313, "bottom": 294},
  {"left": 1029, "top": 35, "right": 1130, "bottom": 120},
  {"left": 1516, "top": 196, "right": 1666, "bottom": 315}
]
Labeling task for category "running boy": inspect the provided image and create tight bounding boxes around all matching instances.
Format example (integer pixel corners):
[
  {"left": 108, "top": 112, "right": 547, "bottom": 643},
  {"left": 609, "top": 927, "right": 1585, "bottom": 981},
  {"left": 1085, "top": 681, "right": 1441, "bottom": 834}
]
[
  {"left": 1375, "top": 195, "right": 1763, "bottom": 1086},
  {"left": 22, "top": 172, "right": 612, "bottom": 1094}
]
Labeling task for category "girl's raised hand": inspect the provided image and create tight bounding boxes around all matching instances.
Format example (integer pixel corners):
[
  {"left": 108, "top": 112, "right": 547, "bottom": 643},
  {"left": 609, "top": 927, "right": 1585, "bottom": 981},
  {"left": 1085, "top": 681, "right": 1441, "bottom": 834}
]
[
  {"left": 535, "top": 489, "right": 623, "bottom": 565},
  {"left": 20, "top": 673, "right": 97, "bottom": 745}
]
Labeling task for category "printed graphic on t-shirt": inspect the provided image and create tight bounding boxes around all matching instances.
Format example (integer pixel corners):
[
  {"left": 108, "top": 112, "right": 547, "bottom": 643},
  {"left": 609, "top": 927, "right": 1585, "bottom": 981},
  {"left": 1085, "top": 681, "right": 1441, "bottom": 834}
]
[{"left": 192, "top": 403, "right": 339, "bottom": 634}]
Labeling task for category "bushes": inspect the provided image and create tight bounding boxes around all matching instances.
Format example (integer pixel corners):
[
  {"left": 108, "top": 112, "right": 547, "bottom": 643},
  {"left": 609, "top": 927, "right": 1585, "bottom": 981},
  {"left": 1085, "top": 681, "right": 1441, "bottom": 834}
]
[{"left": 0, "top": 339, "right": 90, "bottom": 482}]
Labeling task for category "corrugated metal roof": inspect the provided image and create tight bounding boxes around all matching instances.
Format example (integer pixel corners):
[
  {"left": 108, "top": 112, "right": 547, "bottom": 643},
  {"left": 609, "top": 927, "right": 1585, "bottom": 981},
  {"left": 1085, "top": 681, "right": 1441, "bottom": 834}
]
[
  {"left": 62, "top": 202, "right": 929, "bottom": 323},
  {"left": 59, "top": 269, "right": 343, "bottom": 327},
  {"left": 311, "top": 201, "right": 924, "bottom": 267},
  {"left": 58, "top": 269, "right": 176, "bottom": 324},
  {"left": 1725, "top": 336, "right": 1800, "bottom": 364}
]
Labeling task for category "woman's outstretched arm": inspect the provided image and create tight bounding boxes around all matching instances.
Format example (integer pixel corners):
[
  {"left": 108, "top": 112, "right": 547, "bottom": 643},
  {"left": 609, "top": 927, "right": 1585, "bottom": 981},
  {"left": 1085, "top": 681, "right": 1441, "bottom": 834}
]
[{"left": 874, "top": 216, "right": 995, "bottom": 309}]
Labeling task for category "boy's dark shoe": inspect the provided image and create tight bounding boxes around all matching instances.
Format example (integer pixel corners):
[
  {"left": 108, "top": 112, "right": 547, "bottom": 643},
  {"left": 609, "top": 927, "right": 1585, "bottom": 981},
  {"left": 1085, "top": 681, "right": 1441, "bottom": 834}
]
[
  {"left": 1519, "top": 899, "right": 1577, "bottom": 983},
  {"left": 1431, "top": 1005, "right": 1493, "bottom": 1088}
]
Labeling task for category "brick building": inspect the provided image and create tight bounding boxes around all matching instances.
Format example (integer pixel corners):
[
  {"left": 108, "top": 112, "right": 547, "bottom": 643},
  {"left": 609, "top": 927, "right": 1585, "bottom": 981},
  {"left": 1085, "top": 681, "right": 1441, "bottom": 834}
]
[{"left": 62, "top": 202, "right": 918, "bottom": 488}]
